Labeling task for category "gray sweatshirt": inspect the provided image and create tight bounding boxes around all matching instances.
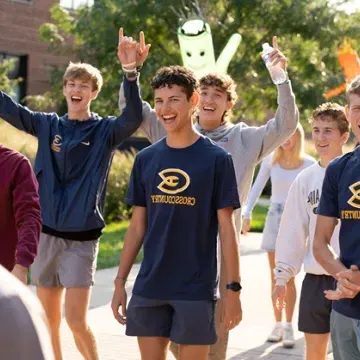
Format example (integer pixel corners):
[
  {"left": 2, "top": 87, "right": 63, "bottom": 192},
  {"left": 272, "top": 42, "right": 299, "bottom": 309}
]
[{"left": 119, "top": 81, "right": 299, "bottom": 234}]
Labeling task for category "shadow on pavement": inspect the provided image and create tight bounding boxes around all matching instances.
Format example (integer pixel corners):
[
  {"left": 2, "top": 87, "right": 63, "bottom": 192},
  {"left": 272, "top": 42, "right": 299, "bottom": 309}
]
[{"left": 228, "top": 337, "right": 305, "bottom": 359}]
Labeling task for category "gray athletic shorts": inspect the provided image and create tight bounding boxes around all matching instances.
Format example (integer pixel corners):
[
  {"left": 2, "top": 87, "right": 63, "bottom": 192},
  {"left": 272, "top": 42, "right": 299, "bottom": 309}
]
[
  {"left": 261, "top": 203, "right": 284, "bottom": 251},
  {"left": 126, "top": 294, "right": 217, "bottom": 345},
  {"left": 298, "top": 273, "right": 333, "bottom": 334},
  {"left": 31, "top": 233, "right": 99, "bottom": 288},
  {"left": 331, "top": 310, "right": 360, "bottom": 359}
]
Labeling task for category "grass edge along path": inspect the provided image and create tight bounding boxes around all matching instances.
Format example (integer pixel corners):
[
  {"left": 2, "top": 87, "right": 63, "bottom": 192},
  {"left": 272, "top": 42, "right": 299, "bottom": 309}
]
[
  {"left": 97, "top": 203, "right": 268, "bottom": 270},
  {"left": 97, "top": 220, "right": 143, "bottom": 270}
]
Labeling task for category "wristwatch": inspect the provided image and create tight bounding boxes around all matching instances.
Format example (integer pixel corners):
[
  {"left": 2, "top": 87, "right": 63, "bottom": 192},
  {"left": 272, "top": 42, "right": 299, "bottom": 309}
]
[{"left": 226, "top": 281, "right": 242, "bottom": 292}]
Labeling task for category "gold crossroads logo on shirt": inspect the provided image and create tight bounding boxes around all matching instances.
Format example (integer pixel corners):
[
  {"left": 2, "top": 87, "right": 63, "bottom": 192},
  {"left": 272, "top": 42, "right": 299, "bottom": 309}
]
[
  {"left": 51, "top": 135, "right": 62, "bottom": 152},
  {"left": 342, "top": 181, "right": 360, "bottom": 219},
  {"left": 151, "top": 168, "right": 196, "bottom": 206}
]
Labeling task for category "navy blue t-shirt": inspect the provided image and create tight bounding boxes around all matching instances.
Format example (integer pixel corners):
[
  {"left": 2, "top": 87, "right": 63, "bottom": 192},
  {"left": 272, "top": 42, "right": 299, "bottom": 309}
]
[
  {"left": 318, "top": 148, "right": 360, "bottom": 319},
  {"left": 126, "top": 136, "right": 240, "bottom": 301}
]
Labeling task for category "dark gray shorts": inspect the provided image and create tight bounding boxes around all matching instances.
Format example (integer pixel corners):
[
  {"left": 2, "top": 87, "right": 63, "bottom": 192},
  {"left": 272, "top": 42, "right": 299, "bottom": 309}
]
[
  {"left": 298, "top": 273, "right": 333, "bottom": 334},
  {"left": 126, "top": 295, "right": 217, "bottom": 345}
]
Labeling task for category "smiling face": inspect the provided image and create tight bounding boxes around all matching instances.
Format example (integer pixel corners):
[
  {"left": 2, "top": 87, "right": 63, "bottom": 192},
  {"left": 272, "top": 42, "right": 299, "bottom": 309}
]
[
  {"left": 312, "top": 117, "right": 348, "bottom": 158},
  {"left": 198, "top": 85, "right": 233, "bottom": 129},
  {"left": 63, "top": 78, "right": 98, "bottom": 115},
  {"left": 154, "top": 84, "right": 198, "bottom": 134}
]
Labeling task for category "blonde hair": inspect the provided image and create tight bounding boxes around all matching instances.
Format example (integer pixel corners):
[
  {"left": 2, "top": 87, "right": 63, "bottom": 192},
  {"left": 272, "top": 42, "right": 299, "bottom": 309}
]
[
  {"left": 272, "top": 123, "right": 305, "bottom": 165},
  {"left": 63, "top": 62, "right": 103, "bottom": 92}
]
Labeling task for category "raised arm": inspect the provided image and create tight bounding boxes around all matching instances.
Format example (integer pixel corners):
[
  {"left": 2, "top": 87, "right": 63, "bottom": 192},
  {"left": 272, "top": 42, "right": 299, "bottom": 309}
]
[
  {"left": 108, "top": 29, "right": 147, "bottom": 148},
  {"left": 108, "top": 76, "right": 143, "bottom": 148},
  {"left": 118, "top": 80, "right": 166, "bottom": 143},
  {"left": 11, "top": 158, "right": 42, "bottom": 284},
  {"left": 242, "top": 154, "right": 272, "bottom": 219},
  {"left": 0, "top": 91, "right": 46, "bottom": 137},
  {"left": 118, "top": 29, "right": 165, "bottom": 144},
  {"left": 242, "top": 36, "right": 299, "bottom": 163}
]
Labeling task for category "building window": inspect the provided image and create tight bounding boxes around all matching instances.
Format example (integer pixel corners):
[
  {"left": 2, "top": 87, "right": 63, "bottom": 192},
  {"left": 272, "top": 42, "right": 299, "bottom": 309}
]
[
  {"left": 60, "top": 0, "right": 93, "bottom": 10},
  {"left": 0, "top": 53, "right": 27, "bottom": 102}
]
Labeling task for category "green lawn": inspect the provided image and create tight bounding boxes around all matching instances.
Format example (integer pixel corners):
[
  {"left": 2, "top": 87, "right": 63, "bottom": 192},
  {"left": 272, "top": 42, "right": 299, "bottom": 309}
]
[
  {"left": 97, "top": 203, "right": 268, "bottom": 269},
  {"left": 247, "top": 203, "right": 268, "bottom": 233},
  {"left": 97, "top": 220, "right": 143, "bottom": 270}
]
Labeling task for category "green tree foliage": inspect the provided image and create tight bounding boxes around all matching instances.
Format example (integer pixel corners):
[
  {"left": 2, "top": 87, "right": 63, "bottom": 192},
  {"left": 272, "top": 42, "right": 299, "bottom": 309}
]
[
  {"left": 0, "top": 59, "right": 19, "bottom": 97},
  {"left": 37, "top": 0, "right": 360, "bottom": 126}
]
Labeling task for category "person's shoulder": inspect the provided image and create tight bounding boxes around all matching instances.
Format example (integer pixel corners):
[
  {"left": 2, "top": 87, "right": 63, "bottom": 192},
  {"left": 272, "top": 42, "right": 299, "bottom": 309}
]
[
  {"left": 135, "top": 138, "right": 165, "bottom": 159},
  {"left": 303, "top": 154, "right": 317, "bottom": 165},
  {"left": 296, "top": 162, "right": 320, "bottom": 182},
  {"left": 0, "top": 145, "right": 29, "bottom": 165},
  {"left": 328, "top": 151, "right": 355, "bottom": 172},
  {"left": 201, "top": 136, "right": 231, "bottom": 158}
]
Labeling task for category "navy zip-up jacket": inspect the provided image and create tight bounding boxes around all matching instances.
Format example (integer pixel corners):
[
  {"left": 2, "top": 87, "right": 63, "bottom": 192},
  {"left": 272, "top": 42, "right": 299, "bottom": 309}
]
[{"left": 0, "top": 77, "right": 142, "bottom": 239}]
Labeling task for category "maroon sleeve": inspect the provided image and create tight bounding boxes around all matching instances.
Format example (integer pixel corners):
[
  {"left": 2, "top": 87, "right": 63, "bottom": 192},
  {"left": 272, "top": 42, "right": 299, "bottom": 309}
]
[{"left": 12, "top": 159, "right": 42, "bottom": 268}]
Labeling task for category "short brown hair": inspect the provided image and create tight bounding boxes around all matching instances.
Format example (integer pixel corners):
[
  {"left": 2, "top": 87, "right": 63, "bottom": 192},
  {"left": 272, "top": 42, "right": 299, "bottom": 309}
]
[
  {"left": 63, "top": 62, "right": 103, "bottom": 92},
  {"left": 347, "top": 75, "right": 360, "bottom": 101},
  {"left": 199, "top": 73, "right": 238, "bottom": 103},
  {"left": 150, "top": 66, "right": 198, "bottom": 100},
  {"left": 309, "top": 102, "right": 349, "bottom": 135}
]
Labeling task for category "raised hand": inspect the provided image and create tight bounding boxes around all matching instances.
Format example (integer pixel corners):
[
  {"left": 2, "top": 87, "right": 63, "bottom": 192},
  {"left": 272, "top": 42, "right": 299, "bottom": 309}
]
[
  {"left": 268, "top": 36, "right": 287, "bottom": 71},
  {"left": 137, "top": 31, "right": 151, "bottom": 67},
  {"left": 117, "top": 28, "right": 138, "bottom": 69}
]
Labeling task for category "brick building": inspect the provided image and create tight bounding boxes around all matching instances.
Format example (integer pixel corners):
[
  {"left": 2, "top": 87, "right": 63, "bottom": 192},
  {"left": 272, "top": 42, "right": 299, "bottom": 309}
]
[{"left": 0, "top": 0, "right": 88, "bottom": 101}]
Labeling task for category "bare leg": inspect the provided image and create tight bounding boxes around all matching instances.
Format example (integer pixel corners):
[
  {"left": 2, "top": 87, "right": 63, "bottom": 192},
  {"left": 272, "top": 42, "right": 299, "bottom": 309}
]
[
  {"left": 137, "top": 337, "right": 170, "bottom": 360},
  {"left": 304, "top": 333, "right": 330, "bottom": 360},
  {"left": 37, "top": 287, "right": 64, "bottom": 360},
  {"left": 169, "top": 342, "right": 179, "bottom": 359},
  {"left": 178, "top": 344, "right": 210, "bottom": 360},
  {"left": 285, "top": 277, "right": 297, "bottom": 323},
  {"left": 208, "top": 298, "right": 228, "bottom": 360},
  {"left": 65, "top": 287, "right": 99, "bottom": 360},
  {"left": 268, "top": 251, "right": 282, "bottom": 322}
]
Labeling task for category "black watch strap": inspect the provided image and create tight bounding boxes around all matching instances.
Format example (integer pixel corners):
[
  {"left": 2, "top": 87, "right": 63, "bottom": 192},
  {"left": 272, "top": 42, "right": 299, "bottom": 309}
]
[{"left": 226, "top": 281, "right": 242, "bottom": 292}]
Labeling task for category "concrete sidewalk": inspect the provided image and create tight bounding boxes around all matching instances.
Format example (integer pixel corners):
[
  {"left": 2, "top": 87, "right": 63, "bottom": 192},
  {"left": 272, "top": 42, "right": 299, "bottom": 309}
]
[{"left": 59, "top": 233, "right": 334, "bottom": 359}]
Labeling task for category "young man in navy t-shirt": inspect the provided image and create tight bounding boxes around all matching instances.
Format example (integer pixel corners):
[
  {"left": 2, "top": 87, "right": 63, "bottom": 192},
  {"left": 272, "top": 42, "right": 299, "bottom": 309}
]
[
  {"left": 314, "top": 75, "right": 360, "bottom": 358},
  {"left": 111, "top": 66, "right": 242, "bottom": 360}
]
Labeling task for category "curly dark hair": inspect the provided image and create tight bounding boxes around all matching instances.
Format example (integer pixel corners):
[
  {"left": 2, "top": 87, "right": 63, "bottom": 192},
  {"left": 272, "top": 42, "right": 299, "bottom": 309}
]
[
  {"left": 150, "top": 66, "right": 198, "bottom": 100},
  {"left": 309, "top": 102, "right": 349, "bottom": 134}
]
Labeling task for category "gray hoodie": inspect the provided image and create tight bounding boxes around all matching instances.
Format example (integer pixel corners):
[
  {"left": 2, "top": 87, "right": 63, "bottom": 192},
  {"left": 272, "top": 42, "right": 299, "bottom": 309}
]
[{"left": 119, "top": 81, "right": 298, "bottom": 234}]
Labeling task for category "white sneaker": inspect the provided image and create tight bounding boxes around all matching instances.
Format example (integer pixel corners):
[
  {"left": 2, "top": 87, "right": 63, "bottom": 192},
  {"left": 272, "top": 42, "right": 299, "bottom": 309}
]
[
  {"left": 282, "top": 324, "right": 295, "bottom": 348},
  {"left": 267, "top": 323, "right": 283, "bottom": 342}
]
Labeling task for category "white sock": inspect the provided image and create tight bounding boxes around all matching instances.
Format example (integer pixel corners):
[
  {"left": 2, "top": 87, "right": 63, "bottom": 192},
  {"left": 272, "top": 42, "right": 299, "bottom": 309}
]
[
  {"left": 275, "top": 321, "right": 282, "bottom": 327},
  {"left": 283, "top": 322, "right": 292, "bottom": 328}
]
